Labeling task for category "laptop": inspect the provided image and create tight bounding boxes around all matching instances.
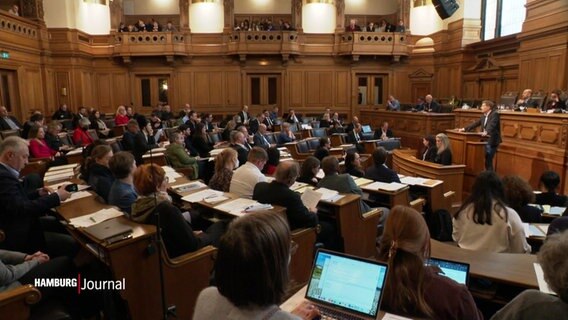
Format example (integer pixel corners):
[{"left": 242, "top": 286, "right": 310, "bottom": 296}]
[
  {"left": 426, "top": 257, "right": 470, "bottom": 285},
  {"left": 84, "top": 218, "right": 133, "bottom": 244},
  {"left": 305, "top": 249, "right": 388, "bottom": 319},
  {"left": 361, "top": 125, "right": 372, "bottom": 133}
]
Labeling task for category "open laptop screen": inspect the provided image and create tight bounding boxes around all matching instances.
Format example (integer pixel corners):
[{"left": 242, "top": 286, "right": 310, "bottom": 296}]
[
  {"left": 426, "top": 257, "right": 470, "bottom": 285},
  {"left": 361, "top": 125, "right": 372, "bottom": 133},
  {"left": 306, "top": 250, "right": 388, "bottom": 318}
]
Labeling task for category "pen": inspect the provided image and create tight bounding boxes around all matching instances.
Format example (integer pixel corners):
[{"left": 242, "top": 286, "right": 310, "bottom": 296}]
[{"left": 90, "top": 217, "right": 96, "bottom": 223}]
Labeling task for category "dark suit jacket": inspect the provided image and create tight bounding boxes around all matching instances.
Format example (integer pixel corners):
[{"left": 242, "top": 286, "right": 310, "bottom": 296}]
[
  {"left": 535, "top": 192, "right": 568, "bottom": 207},
  {"left": 121, "top": 131, "right": 136, "bottom": 151},
  {"left": 237, "top": 111, "right": 251, "bottom": 123},
  {"left": 263, "top": 117, "right": 274, "bottom": 129},
  {"left": 286, "top": 115, "right": 302, "bottom": 124},
  {"left": 434, "top": 148, "right": 452, "bottom": 165},
  {"left": 191, "top": 134, "right": 213, "bottom": 157},
  {"left": 184, "top": 120, "right": 198, "bottom": 136},
  {"left": 373, "top": 128, "right": 393, "bottom": 139},
  {"left": 127, "top": 132, "right": 156, "bottom": 165},
  {"left": 0, "top": 165, "right": 60, "bottom": 253},
  {"left": 464, "top": 110, "right": 502, "bottom": 146},
  {"left": 253, "top": 181, "right": 318, "bottom": 230},
  {"left": 52, "top": 109, "right": 72, "bottom": 121},
  {"left": 202, "top": 121, "right": 214, "bottom": 132},
  {"left": 313, "top": 147, "right": 330, "bottom": 161},
  {"left": 319, "top": 120, "right": 331, "bottom": 128},
  {"left": 0, "top": 116, "right": 22, "bottom": 131},
  {"left": 249, "top": 118, "right": 260, "bottom": 134},
  {"left": 232, "top": 144, "right": 249, "bottom": 167},
  {"left": 317, "top": 174, "right": 371, "bottom": 213},
  {"left": 422, "top": 146, "right": 438, "bottom": 162},
  {"left": 424, "top": 101, "right": 441, "bottom": 113},
  {"left": 365, "top": 165, "right": 401, "bottom": 183},
  {"left": 347, "top": 131, "right": 365, "bottom": 144},
  {"left": 544, "top": 100, "right": 566, "bottom": 112},
  {"left": 253, "top": 133, "right": 270, "bottom": 149}
]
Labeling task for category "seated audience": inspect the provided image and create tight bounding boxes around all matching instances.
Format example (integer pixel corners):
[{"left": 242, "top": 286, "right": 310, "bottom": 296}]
[
  {"left": 278, "top": 122, "right": 296, "bottom": 145},
  {"left": 345, "top": 19, "right": 361, "bottom": 32},
  {"left": 114, "top": 105, "right": 129, "bottom": 126},
  {"left": 209, "top": 148, "right": 238, "bottom": 192},
  {"left": 318, "top": 156, "right": 372, "bottom": 214},
  {"left": 434, "top": 133, "right": 452, "bottom": 165},
  {"left": 108, "top": 151, "right": 137, "bottom": 215},
  {"left": 122, "top": 120, "right": 157, "bottom": 165},
  {"left": 0, "top": 106, "right": 22, "bottom": 131},
  {"left": 328, "top": 120, "right": 345, "bottom": 134},
  {"left": 72, "top": 118, "right": 94, "bottom": 147},
  {"left": 421, "top": 135, "right": 437, "bottom": 162},
  {"left": 348, "top": 123, "right": 366, "bottom": 153},
  {"left": 313, "top": 137, "right": 330, "bottom": 161},
  {"left": 222, "top": 120, "right": 237, "bottom": 142},
  {"left": 131, "top": 164, "right": 225, "bottom": 258},
  {"left": 193, "top": 212, "right": 320, "bottom": 320},
  {"left": 263, "top": 147, "right": 280, "bottom": 175},
  {"left": 516, "top": 88, "right": 539, "bottom": 108},
  {"left": 230, "top": 130, "right": 250, "bottom": 167},
  {"left": 331, "top": 112, "right": 342, "bottom": 126},
  {"left": 297, "top": 156, "right": 320, "bottom": 186},
  {"left": 248, "top": 113, "right": 263, "bottom": 135},
  {"left": 319, "top": 113, "right": 331, "bottom": 128},
  {"left": 201, "top": 113, "right": 214, "bottom": 132},
  {"left": 269, "top": 106, "right": 279, "bottom": 122},
  {"left": 395, "top": 19, "right": 406, "bottom": 32},
  {"left": 491, "top": 230, "right": 568, "bottom": 320},
  {"left": 503, "top": 175, "right": 542, "bottom": 223},
  {"left": 262, "top": 109, "right": 274, "bottom": 130},
  {"left": 345, "top": 116, "right": 359, "bottom": 132},
  {"left": 89, "top": 110, "right": 111, "bottom": 138},
  {"left": 547, "top": 217, "right": 568, "bottom": 236},
  {"left": 177, "top": 123, "right": 198, "bottom": 157},
  {"left": 536, "top": 171, "right": 568, "bottom": 207},
  {"left": 72, "top": 106, "right": 89, "bottom": 129},
  {"left": 28, "top": 125, "right": 67, "bottom": 166},
  {"left": 229, "top": 147, "right": 267, "bottom": 199},
  {"left": 45, "top": 121, "right": 70, "bottom": 152},
  {"left": 165, "top": 132, "right": 198, "bottom": 180},
  {"left": 366, "top": 147, "right": 400, "bottom": 183},
  {"left": 387, "top": 95, "right": 400, "bottom": 111},
  {"left": 84, "top": 145, "right": 114, "bottom": 203},
  {"left": 378, "top": 206, "right": 482, "bottom": 320},
  {"left": 453, "top": 171, "right": 531, "bottom": 253},
  {"left": 344, "top": 151, "right": 365, "bottom": 178},
  {"left": 192, "top": 123, "right": 215, "bottom": 157},
  {"left": 21, "top": 113, "right": 44, "bottom": 139},
  {"left": 52, "top": 104, "right": 73, "bottom": 121},
  {"left": 285, "top": 109, "right": 301, "bottom": 124},
  {"left": 253, "top": 124, "right": 272, "bottom": 149},
  {"left": 163, "top": 21, "right": 178, "bottom": 32},
  {"left": 423, "top": 94, "right": 441, "bottom": 113},
  {"left": 237, "top": 105, "right": 251, "bottom": 125},
  {"left": 543, "top": 89, "right": 566, "bottom": 112},
  {"left": 0, "top": 137, "right": 73, "bottom": 255},
  {"left": 374, "top": 121, "right": 394, "bottom": 140}
]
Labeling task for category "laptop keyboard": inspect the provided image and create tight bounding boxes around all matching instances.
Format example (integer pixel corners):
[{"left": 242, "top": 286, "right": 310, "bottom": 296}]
[{"left": 318, "top": 305, "right": 365, "bottom": 320}]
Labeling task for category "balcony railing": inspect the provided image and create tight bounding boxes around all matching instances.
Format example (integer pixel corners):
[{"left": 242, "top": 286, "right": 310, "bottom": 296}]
[{"left": 113, "top": 32, "right": 187, "bottom": 60}]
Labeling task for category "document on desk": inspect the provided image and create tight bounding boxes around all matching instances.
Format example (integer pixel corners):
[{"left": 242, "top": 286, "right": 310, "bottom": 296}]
[
  {"left": 47, "top": 163, "right": 79, "bottom": 172},
  {"left": 290, "top": 181, "right": 308, "bottom": 191},
  {"left": 534, "top": 263, "right": 556, "bottom": 295},
  {"left": 143, "top": 152, "right": 164, "bottom": 159},
  {"left": 215, "top": 198, "right": 271, "bottom": 217},
  {"left": 523, "top": 223, "right": 548, "bottom": 237},
  {"left": 301, "top": 188, "right": 323, "bottom": 209},
  {"left": 295, "top": 186, "right": 314, "bottom": 194},
  {"left": 548, "top": 206, "right": 566, "bottom": 216},
  {"left": 182, "top": 189, "right": 224, "bottom": 203},
  {"left": 362, "top": 181, "right": 407, "bottom": 192},
  {"left": 209, "top": 148, "right": 224, "bottom": 157},
  {"left": 69, "top": 208, "right": 124, "bottom": 228},
  {"left": 62, "top": 191, "right": 92, "bottom": 203},
  {"left": 164, "top": 171, "right": 183, "bottom": 182},
  {"left": 65, "top": 148, "right": 83, "bottom": 156},
  {"left": 151, "top": 147, "right": 167, "bottom": 153},
  {"left": 316, "top": 169, "right": 325, "bottom": 179},
  {"left": 173, "top": 181, "right": 207, "bottom": 193},
  {"left": 354, "top": 177, "right": 373, "bottom": 187},
  {"left": 316, "top": 188, "right": 344, "bottom": 202}
]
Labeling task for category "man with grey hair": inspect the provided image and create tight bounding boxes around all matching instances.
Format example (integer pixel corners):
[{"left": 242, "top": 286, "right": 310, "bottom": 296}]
[
  {"left": 253, "top": 124, "right": 272, "bottom": 149},
  {"left": 0, "top": 106, "right": 22, "bottom": 131},
  {"left": 0, "top": 137, "right": 73, "bottom": 255},
  {"left": 423, "top": 94, "right": 441, "bottom": 113}
]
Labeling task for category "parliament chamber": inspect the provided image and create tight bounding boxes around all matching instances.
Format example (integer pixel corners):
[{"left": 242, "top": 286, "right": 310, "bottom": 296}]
[{"left": 0, "top": 0, "right": 567, "bottom": 319}]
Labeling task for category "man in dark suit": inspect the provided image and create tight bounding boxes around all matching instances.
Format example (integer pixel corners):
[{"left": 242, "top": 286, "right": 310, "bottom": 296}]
[
  {"left": 253, "top": 124, "right": 272, "bottom": 149},
  {"left": 365, "top": 147, "right": 400, "bottom": 183},
  {"left": 262, "top": 109, "right": 274, "bottom": 130},
  {"left": 313, "top": 137, "right": 330, "bottom": 161},
  {"left": 237, "top": 105, "right": 251, "bottom": 125},
  {"left": 285, "top": 109, "right": 302, "bottom": 124},
  {"left": 202, "top": 113, "right": 215, "bottom": 132},
  {"left": 248, "top": 113, "right": 263, "bottom": 134},
  {"left": 345, "top": 116, "right": 359, "bottom": 133},
  {"left": 0, "top": 106, "right": 22, "bottom": 131},
  {"left": 51, "top": 104, "right": 73, "bottom": 121},
  {"left": 0, "top": 136, "right": 73, "bottom": 255},
  {"left": 347, "top": 124, "right": 366, "bottom": 153},
  {"left": 373, "top": 121, "right": 394, "bottom": 140},
  {"left": 424, "top": 94, "right": 441, "bottom": 113},
  {"left": 230, "top": 130, "right": 250, "bottom": 166},
  {"left": 460, "top": 100, "right": 501, "bottom": 171},
  {"left": 184, "top": 111, "right": 199, "bottom": 136},
  {"left": 253, "top": 161, "right": 339, "bottom": 250},
  {"left": 516, "top": 88, "right": 539, "bottom": 109}
]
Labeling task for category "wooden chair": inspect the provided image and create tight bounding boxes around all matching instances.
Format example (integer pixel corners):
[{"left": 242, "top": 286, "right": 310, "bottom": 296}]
[
  {"left": 330, "top": 133, "right": 348, "bottom": 147},
  {"left": 113, "top": 125, "right": 127, "bottom": 137},
  {"left": 312, "top": 127, "right": 327, "bottom": 138},
  {"left": 87, "top": 129, "right": 99, "bottom": 142},
  {"left": 499, "top": 91, "right": 518, "bottom": 106},
  {"left": 284, "top": 141, "right": 312, "bottom": 160},
  {"left": 289, "top": 227, "right": 317, "bottom": 291},
  {"left": 532, "top": 90, "right": 547, "bottom": 109},
  {"left": 19, "top": 160, "right": 49, "bottom": 181},
  {"left": 0, "top": 285, "right": 42, "bottom": 320}
]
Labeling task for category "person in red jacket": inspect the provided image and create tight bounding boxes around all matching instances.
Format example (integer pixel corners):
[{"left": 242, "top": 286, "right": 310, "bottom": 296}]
[{"left": 73, "top": 118, "right": 94, "bottom": 147}]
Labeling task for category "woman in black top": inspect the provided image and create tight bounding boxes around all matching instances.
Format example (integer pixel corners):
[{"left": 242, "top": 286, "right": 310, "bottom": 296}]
[
  {"left": 503, "top": 175, "right": 542, "bottom": 223},
  {"left": 536, "top": 171, "right": 568, "bottom": 207},
  {"left": 421, "top": 135, "right": 437, "bottom": 163},
  {"left": 434, "top": 133, "right": 452, "bottom": 165},
  {"left": 192, "top": 123, "right": 214, "bottom": 157},
  {"left": 84, "top": 145, "right": 115, "bottom": 202},
  {"left": 296, "top": 156, "right": 320, "bottom": 186},
  {"left": 345, "top": 151, "right": 365, "bottom": 177}
]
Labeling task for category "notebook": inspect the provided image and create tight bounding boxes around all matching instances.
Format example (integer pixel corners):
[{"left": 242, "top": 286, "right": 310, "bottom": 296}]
[
  {"left": 305, "top": 249, "right": 388, "bottom": 319},
  {"left": 426, "top": 257, "right": 470, "bottom": 285},
  {"left": 361, "top": 125, "right": 372, "bottom": 133}
]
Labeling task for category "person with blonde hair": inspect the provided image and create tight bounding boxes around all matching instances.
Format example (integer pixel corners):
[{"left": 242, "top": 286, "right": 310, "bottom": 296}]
[
  {"left": 131, "top": 164, "right": 224, "bottom": 258},
  {"left": 434, "top": 133, "right": 452, "bottom": 165},
  {"left": 209, "top": 148, "right": 238, "bottom": 192},
  {"left": 378, "top": 206, "right": 482, "bottom": 320},
  {"left": 114, "top": 105, "right": 129, "bottom": 126}
]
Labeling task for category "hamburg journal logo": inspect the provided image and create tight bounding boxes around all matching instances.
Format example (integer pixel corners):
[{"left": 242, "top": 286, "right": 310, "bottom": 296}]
[{"left": 34, "top": 274, "right": 125, "bottom": 294}]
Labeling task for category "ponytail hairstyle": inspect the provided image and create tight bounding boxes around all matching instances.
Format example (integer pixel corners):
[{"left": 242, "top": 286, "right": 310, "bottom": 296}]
[{"left": 377, "top": 206, "right": 434, "bottom": 318}]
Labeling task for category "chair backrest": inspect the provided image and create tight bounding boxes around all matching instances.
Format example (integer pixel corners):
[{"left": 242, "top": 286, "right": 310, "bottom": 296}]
[
  {"left": 376, "top": 139, "right": 401, "bottom": 151},
  {"left": 87, "top": 129, "right": 99, "bottom": 141},
  {"left": 296, "top": 140, "right": 310, "bottom": 154},
  {"left": 265, "top": 132, "right": 277, "bottom": 144},
  {"left": 499, "top": 91, "right": 518, "bottom": 106},
  {"left": 0, "top": 129, "right": 20, "bottom": 139},
  {"left": 57, "top": 132, "right": 73, "bottom": 146},
  {"left": 164, "top": 127, "right": 178, "bottom": 140},
  {"left": 532, "top": 90, "right": 547, "bottom": 108},
  {"left": 306, "top": 138, "right": 320, "bottom": 151},
  {"left": 20, "top": 160, "right": 48, "bottom": 180},
  {"left": 103, "top": 118, "right": 116, "bottom": 129},
  {"left": 60, "top": 119, "right": 74, "bottom": 131},
  {"left": 207, "top": 132, "right": 221, "bottom": 144},
  {"left": 312, "top": 127, "right": 327, "bottom": 138}
]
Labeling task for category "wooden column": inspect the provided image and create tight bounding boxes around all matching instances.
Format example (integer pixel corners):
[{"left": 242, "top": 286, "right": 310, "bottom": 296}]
[
  {"left": 109, "top": 0, "right": 124, "bottom": 31},
  {"left": 21, "top": 0, "right": 44, "bottom": 24},
  {"left": 335, "top": 0, "right": 344, "bottom": 33},
  {"left": 292, "top": 0, "right": 303, "bottom": 32},
  {"left": 180, "top": 0, "right": 190, "bottom": 31},
  {"left": 223, "top": 0, "right": 234, "bottom": 33}
]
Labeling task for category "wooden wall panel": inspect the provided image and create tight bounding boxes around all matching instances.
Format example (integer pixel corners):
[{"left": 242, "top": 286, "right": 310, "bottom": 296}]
[
  {"left": 225, "top": 71, "right": 241, "bottom": 106},
  {"left": 25, "top": 69, "right": 43, "bottom": 112},
  {"left": 97, "top": 73, "right": 111, "bottom": 110},
  {"left": 319, "top": 72, "right": 333, "bottom": 105},
  {"left": 533, "top": 57, "right": 548, "bottom": 90},
  {"left": 81, "top": 71, "right": 94, "bottom": 108},
  {"left": 335, "top": 71, "right": 350, "bottom": 106},
  {"left": 112, "top": 73, "right": 129, "bottom": 111},
  {"left": 44, "top": 70, "right": 57, "bottom": 114},
  {"left": 209, "top": 72, "right": 223, "bottom": 106},
  {"left": 194, "top": 72, "right": 210, "bottom": 106},
  {"left": 176, "top": 72, "right": 192, "bottom": 106},
  {"left": 306, "top": 72, "right": 319, "bottom": 105},
  {"left": 55, "top": 71, "right": 70, "bottom": 108},
  {"left": 288, "top": 71, "right": 303, "bottom": 108}
]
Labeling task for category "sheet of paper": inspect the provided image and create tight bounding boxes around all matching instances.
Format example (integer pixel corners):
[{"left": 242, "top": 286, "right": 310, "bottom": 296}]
[
  {"left": 362, "top": 181, "right": 407, "bottom": 192},
  {"left": 315, "top": 168, "right": 325, "bottom": 179},
  {"left": 44, "top": 168, "right": 74, "bottom": 177},
  {"left": 69, "top": 208, "right": 124, "bottom": 228},
  {"left": 161, "top": 166, "right": 175, "bottom": 172},
  {"left": 214, "top": 198, "right": 262, "bottom": 217},
  {"left": 203, "top": 195, "right": 229, "bottom": 204},
  {"left": 209, "top": 149, "right": 224, "bottom": 156},
  {"left": 549, "top": 207, "right": 566, "bottom": 216},
  {"left": 382, "top": 313, "right": 413, "bottom": 320},
  {"left": 62, "top": 191, "right": 93, "bottom": 203},
  {"left": 181, "top": 189, "right": 224, "bottom": 203},
  {"left": 354, "top": 177, "right": 373, "bottom": 187},
  {"left": 542, "top": 205, "right": 551, "bottom": 214},
  {"left": 143, "top": 152, "right": 164, "bottom": 158},
  {"left": 400, "top": 176, "right": 429, "bottom": 185},
  {"left": 294, "top": 186, "right": 314, "bottom": 194},
  {"left": 533, "top": 263, "right": 556, "bottom": 295},
  {"left": 290, "top": 181, "right": 308, "bottom": 191},
  {"left": 66, "top": 148, "right": 83, "bottom": 155},
  {"left": 301, "top": 188, "right": 322, "bottom": 209},
  {"left": 47, "top": 163, "right": 79, "bottom": 172},
  {"left": 316, "top": 187, "right": 342, "bottom": 202},
  {"left": 44, "top": 172, "right": 75, "bottom": 183},
  {"left": 165, "top": 171, "right": 182, "bottom": 182},
  {"left": 523, "top": 223, "right": 547, "bottom": 237},
  {"left": 172, "top": 181, "right": 207, "bottom": 193},
  {"left": 151, "top": 147, "right": 167, "bottom": 152}
]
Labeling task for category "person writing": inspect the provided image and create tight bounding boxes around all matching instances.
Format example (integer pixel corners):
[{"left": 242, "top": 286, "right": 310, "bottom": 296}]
[{"left": 458, "top": 100, "right": 501, "bottom": 171}]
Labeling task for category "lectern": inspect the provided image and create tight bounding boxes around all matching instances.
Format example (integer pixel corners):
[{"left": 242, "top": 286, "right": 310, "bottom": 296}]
[{"left": 446, "top": 130, "right": 487, "bottom": 192}]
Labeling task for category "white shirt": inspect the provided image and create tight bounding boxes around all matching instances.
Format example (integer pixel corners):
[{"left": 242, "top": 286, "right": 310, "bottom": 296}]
[
  {"left": 229, "top": 162, "right": 266, "bottom": 199},
  {"left": 483, "top": 110, "right": 491, "bottom": 129},
  {"left": 452, "top": 202, "right": 531, "bottom": 254}
]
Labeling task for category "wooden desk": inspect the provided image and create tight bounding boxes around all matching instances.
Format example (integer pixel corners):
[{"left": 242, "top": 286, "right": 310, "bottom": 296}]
[
  {"left": 430, "top": 240, "right": 538, "bottom": 289},
  {"left": 360, "top": 110, "right": 455, "bottom": 154},
  {"left": 392, "top": 149, "right": 465, "bottom": 207},
  {"left": 446, "top": 129, "right": 487, "bottom": 193},
  {"left": 454, "top": 109, "right": 568, "bottom": 194}
]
